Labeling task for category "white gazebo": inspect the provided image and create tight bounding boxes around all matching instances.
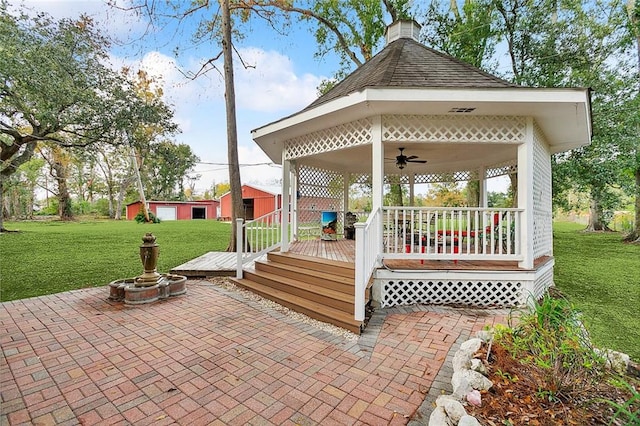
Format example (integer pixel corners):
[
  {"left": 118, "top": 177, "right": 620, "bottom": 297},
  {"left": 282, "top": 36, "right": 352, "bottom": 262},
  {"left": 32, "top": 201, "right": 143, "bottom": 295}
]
[{"left": 233, "top": 20, "right": 592, "bottom": 333}]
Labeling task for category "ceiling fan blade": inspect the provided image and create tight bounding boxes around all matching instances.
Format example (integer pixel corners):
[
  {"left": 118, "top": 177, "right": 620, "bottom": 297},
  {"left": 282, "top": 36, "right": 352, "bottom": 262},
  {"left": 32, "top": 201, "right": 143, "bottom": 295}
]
[
  {"left": 406, "top": 159, "right": 427, "bottom": 163},
  {"left": 406, "top": 155, "right": 419, "bottom": 160}
]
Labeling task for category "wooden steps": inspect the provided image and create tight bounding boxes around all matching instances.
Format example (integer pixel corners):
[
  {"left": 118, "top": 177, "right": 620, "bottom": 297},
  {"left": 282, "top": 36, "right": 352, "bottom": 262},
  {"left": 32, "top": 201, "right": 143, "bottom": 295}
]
[{"left": 231, "top": 251, "right": 364, "bottom": 334}]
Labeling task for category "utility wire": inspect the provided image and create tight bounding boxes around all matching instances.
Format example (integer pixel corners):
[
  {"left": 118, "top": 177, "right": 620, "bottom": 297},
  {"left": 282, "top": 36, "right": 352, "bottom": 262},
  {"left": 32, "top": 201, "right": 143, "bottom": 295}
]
[{"left": 196, "top": 161, "right": 279, "bottom": 167}]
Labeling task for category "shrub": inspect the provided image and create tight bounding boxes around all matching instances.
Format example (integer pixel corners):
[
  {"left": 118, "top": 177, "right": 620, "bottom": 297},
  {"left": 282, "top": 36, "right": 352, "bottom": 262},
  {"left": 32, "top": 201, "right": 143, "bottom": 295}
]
[
  {"left": 134, "top": 210, "right": 160, "bottom": 224},
  {"left": 494, "top": 294, "right": 606, "bottom": 402}
]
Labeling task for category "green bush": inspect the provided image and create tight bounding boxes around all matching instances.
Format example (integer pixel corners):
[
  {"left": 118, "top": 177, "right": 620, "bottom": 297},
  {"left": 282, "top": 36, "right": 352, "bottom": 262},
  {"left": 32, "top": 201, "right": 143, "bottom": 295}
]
[
  {"left": 93, "top": 198, "right": 111, "bottom": 217},
  {"left": 134, "top": 210, "right": 160, "bottom": 223},
  {"left": 495, "top": 294, "right": 606, "bottom": 402},
  {"left": 38, "top": 199, "right": 59, "bottom": 215}
]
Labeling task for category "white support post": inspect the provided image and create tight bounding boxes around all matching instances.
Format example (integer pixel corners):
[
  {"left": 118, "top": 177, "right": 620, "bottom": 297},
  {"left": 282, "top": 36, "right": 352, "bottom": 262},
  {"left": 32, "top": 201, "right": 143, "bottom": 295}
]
[
  {"left": 518, "top": 118, "right": 535, "bottom": 269},
  {"left": 235, "top": 218, "right": 244, "bottom": 279},
  {"left": 371, "top": 116, "right": 384, "bottom": 253},
  {"left": 291, "top": 163, "right": 298, "bottom": 240},
  {"left": 354, "top": 223, "right": 365, "bottom": 322},
  {"left": 343, "top": 172, "right": 350, "bottom": 223},
  {"left": 479, "top": 166, "right": 488, "bottom": 208},
  {"left": 409, "top": 174, "right": 415, "bottom": 207},
  {"left": 281, "top": 156, "right": 291, "bottom": 253}
]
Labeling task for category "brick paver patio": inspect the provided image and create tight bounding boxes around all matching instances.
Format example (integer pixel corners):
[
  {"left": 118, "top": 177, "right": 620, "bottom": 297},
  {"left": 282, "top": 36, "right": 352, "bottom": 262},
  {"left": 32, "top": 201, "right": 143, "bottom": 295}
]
[{"left": 1, "top": 280, "right": 509, "bottom": 425}]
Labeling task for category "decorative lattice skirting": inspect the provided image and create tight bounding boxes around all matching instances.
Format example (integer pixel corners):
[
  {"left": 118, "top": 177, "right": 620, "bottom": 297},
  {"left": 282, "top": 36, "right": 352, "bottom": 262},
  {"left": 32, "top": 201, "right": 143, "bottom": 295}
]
[
  {"left": 381, "top": 279, "right": 523, "bottom": 308},
  {"left": 374, "top": 260, "right": 554, "bottom": 309}
]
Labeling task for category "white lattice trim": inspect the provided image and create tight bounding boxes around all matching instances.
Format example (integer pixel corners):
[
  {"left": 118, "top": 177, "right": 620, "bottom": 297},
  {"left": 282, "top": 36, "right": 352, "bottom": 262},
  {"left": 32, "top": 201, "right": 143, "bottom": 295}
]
[
  {"left": 532, "top": 123, "right": 553, "bottom": 258},
  {"left": 381, "top": 279, "right": 523, "bottom": 308},
  {"left": 520, "top": 260, "right": 554, "bottom": 305},
  {"left": 298, "top": 165, "right": 345, "bottom": 197},
  {"left": 350, "top": 173, "right": 371, "bottom": 185},
  {"left": 486, "top": 162, "right": 517, "bottom": 179},
  {"left": 382, "top": 115, "right": 526, "bottom": 143},
  {"left": 285, "top": 118, "right": 372, "bottom": 160},
  {"left": 383, "top": 171, "right": 480, "bottom": 185}
]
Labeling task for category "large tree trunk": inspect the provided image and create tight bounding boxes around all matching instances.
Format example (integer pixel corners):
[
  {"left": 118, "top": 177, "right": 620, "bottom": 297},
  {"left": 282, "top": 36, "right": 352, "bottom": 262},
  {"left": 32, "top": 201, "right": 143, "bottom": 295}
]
[
  {"left": 389, "top": 181, "right": 403, "bottom": 207},
  {"left": 130, "top": 146, "right": 150, "bottom": 222},
  {"left": 0, "top": 175, "right": 7, "bottom": 232},
  {"left": 221, "top": 0, "right": 244, "bottom": 252},
  {"left": 624, "top": 166, "right": 640, "bottom": 242},
  {"left": 467, "top": 180, "right": 480, "bottom": 207},
  {"left": 509, "top": 172, "right": 518, "bottom": 208},
  {"left": 53, "top": 159, "right": 73, "bottom": 220},
  {"left": 114, "top": 175, "right": 135, "bottom": 220},
  {"left": 585, "top": 196, "right": 612, "bottom": 232}
]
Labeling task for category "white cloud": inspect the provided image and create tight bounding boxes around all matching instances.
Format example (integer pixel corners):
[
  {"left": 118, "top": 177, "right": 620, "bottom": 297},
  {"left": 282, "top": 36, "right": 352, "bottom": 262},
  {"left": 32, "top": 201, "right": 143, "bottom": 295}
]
[
  {"left": 10, "top": 0, "right": 146, "bottom": 41},
  {"left": 9, "top": 1, "right": 324, "bottom": 192},
  {"left": 234, "top": 48, "right": 322, "bottom": 112}
]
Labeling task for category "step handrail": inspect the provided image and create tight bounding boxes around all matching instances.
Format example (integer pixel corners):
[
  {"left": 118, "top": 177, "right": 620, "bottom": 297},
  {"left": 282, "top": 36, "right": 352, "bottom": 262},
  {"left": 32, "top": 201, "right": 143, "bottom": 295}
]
[
  {"left": 236, "top": 209, "right": 283, "bottom": 278},
  {"left": 354, "top": 207, "right": 382, "bottom": 322}
]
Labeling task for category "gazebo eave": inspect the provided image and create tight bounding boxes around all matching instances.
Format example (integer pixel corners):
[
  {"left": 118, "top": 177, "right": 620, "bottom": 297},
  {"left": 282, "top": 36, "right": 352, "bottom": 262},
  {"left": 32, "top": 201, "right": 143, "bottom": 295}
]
[{"left": 251, "top": 86, "right": 592, "bottom": 165}]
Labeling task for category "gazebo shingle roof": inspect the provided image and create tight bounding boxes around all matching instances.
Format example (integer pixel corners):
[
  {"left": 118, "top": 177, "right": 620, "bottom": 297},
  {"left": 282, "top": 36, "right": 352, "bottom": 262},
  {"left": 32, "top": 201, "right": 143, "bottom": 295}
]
[{"left": 305, "top": 38, "right": 517, "bottom": 111}]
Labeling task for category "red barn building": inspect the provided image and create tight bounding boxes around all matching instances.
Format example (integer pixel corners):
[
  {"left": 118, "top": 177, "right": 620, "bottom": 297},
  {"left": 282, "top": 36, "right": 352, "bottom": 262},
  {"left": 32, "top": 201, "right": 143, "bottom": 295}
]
[
  {"left": 126, "top": 200, "right": 219, "bottom": 221},
  {"left": 219, "top": 184, "right": 281, "bottom": 221}
]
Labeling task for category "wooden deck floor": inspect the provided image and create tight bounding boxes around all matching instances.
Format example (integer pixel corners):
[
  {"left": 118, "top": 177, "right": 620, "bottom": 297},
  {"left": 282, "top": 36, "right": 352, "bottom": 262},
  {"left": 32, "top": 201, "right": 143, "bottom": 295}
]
[
  {"left": 171, "top": 238, "right": 545, "bottom": 277},
  {"left": 171, "top": 251, "right": 239, "bottom": 277},
  {"left": 287, "top": 238, "right": 355, "bottom": 263}
]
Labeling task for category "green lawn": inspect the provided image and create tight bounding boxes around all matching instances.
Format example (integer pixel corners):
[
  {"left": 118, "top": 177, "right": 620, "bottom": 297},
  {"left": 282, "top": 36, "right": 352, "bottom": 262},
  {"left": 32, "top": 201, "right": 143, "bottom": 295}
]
[
  {"left": 0, "top": 219, "right": 230, "bottom": 302},
  {"left": 553, "top": 222, "right": 640, "bottom": 361},
  {"left": 1, "top": 219, "right": 637, "bottom": 361}
]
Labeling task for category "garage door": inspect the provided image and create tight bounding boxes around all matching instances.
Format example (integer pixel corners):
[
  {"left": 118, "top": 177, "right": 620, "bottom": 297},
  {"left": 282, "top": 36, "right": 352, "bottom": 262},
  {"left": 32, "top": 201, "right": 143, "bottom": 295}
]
[{"left": 156, "top": 206, "right": 177, "bottom": 221}]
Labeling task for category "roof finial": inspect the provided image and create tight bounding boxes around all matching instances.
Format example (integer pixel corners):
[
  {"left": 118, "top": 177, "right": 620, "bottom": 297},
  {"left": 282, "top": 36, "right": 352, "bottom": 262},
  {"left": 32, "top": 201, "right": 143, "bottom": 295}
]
[{"left": 385, "top": 20, "right": 421, "bottom": 45}]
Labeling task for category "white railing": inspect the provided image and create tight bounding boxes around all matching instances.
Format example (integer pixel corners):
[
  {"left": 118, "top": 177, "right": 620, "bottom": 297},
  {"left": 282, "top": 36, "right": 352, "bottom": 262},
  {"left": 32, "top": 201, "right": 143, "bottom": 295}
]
[
  {"left": 354, "top": 208, "right": 382, "bottom": 321},
  {"left": 236, "top": 209, "right": 283, "bottom": 278},
  {"left": 382, "top": 207, "right": 523, "bottom": 261}
]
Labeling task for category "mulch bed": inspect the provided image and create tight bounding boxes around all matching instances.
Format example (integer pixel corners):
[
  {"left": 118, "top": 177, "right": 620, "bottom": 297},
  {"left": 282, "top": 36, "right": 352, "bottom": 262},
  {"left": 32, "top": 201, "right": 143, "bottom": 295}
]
[{"left": 466, "top": 342, "right": 639, "bottom": 425}]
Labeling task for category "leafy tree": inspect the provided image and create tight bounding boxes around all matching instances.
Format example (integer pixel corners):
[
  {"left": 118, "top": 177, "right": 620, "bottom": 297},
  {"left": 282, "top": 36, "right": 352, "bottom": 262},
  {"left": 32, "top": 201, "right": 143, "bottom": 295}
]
[
  {"left": 421, "top": 0, "right": 498, "bottom": 206},
  {"left": 1, "top": 157, "right": 44, "bottom": 219},
  {"left": 623, "top": 0, "right": 640, "bottom": 242},
  {"left": 142, "top": 140, "right": 199, "bottom": 200},
  {"left": 0, "top": 6, "right": 176, "bottom": 231},
  {"left": 422, "top": 182, "right": 467, "bottom": 207},
  {"left": 274, "top": 0, "right": 411, "bottom": 88},
  {"left": 421, "top": 0, "right": 497, "bottom": 69},
  {"left": 487, "top": 191, "right": 511, "bottom": 208},
  {"left": 488, "top": 0, "right": 634, "bottom": 230},
  {"left": 116, "top": 0, "right": 281, "bottom": 247},
  {"left": 39, "top": 144, "right": 74, "bottom": 220},
  {"left": 92, "top": 144, "right": 131, "bottom": 219}
]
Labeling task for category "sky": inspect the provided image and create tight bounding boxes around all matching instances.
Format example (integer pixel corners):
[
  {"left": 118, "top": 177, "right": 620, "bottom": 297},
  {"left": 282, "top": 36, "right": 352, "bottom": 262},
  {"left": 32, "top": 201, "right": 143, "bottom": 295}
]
[
  {"left": 11, "top": 0, "right": 510, "bottom": 194},
  {"left": 12, "top": 0, "right": 344, "bottom": 193}
]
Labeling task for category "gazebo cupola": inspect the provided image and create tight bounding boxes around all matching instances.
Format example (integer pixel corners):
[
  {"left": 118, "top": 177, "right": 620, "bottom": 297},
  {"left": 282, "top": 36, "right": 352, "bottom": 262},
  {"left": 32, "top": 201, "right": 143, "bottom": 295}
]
[{"left": 385, "top": 19, "right": 421, "bottom": 43}]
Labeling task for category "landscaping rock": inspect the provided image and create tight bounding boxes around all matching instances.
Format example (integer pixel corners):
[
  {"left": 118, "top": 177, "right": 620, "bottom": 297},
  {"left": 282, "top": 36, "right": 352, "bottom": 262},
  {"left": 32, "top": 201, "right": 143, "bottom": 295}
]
[
  {"left": 452, "top": 350, "right": 472, "bottom": 372},
  {"left": 470, "top": 358, "right": 487, "bottom": 375},
  {"left": 458, "top": 414, "right": 481, "bottom": 426},
  {"left": 436, "top": 396, "right": 466, "bottom": 423},
  {"left": 452, "top": 370, "right": 493, "bottom": 392},
  {"left": 428, "top": 406, "right": 453, "bottom": 426},
  {"left": 596, "top": 349, "right": 631, "bottom": 375},
  {"left": 452, "top": 376, "right": 472, "bottom": 399},
  {"left": 475, "top": 329, "right": 493, "bottom": 342},
  {"left": 460, "top": 338, "right": 483, "bottom": 353}
]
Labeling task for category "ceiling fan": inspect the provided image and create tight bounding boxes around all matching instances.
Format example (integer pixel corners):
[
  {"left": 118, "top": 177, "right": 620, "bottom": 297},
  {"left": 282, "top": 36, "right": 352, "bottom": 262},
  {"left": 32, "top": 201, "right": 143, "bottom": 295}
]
[{"left": 391, "top": 147, "right": 427, "bottom": 169}]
